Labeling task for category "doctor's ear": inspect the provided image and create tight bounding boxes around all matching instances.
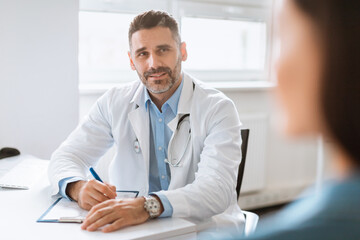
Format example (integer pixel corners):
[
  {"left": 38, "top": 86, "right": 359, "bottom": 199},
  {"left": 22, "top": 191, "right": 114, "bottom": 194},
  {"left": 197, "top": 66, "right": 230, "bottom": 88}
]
[
  {"left": 128, "top": 51, "right": 136, "bottom": 70},
  {"left": 180, "top": 42, "right": 188, "bottom": 62}
]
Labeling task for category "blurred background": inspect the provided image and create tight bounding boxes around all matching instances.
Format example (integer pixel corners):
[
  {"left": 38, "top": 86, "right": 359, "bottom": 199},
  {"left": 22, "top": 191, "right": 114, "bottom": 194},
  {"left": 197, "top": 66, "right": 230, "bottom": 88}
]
[{"left": 0, "top": 0, "right": 332, "bottom": 211}]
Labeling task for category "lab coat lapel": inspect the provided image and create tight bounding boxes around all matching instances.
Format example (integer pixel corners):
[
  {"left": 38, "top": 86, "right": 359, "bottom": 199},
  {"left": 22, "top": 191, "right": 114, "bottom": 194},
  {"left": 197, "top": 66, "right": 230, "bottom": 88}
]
[
  {"left": 168, "top": 73, "right": 194, "bottom": 131},
  {"left": 128, "top": 84, "right": 150, "bottom": 177}
]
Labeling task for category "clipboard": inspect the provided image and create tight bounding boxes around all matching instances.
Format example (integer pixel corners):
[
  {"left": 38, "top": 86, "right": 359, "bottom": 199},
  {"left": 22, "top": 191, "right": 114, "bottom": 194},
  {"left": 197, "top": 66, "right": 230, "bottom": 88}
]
[{"left": 37, "top": 190, "right": 139, "bottom": 223}]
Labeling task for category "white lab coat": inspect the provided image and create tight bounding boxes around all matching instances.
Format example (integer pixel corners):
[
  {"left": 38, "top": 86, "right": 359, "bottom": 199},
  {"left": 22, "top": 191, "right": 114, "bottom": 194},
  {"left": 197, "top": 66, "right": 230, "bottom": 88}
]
[{"left": 49, "top": 73, "right": 244, "bottom": 230}]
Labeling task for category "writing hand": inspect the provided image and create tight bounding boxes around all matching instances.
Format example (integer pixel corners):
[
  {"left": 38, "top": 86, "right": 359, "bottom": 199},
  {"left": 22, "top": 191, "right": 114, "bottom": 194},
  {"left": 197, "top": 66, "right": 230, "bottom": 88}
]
[{"left": 66, "top": 180, "right": 117, "bottom": 210}]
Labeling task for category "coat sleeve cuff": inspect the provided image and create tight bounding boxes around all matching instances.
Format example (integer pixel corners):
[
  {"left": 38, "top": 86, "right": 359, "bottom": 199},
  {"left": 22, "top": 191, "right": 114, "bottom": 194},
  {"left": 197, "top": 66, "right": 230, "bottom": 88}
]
[
  {"left": 58, "top": 176, "right": 85, "bottom": 200},
  {"left": 150, "top": 192, "right": 173, "bottom": 218}
]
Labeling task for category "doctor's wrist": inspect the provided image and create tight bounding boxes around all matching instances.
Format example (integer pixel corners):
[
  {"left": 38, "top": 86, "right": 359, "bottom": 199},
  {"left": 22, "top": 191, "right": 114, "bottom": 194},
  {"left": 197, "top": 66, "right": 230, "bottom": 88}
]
[{"left": 66, "top": 180, "right": 86, "bottom": 202}]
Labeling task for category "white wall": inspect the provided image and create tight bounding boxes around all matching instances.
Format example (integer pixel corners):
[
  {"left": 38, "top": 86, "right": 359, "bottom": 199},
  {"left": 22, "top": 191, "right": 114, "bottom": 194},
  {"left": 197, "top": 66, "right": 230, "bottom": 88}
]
[{"left": 0, "top": 0, "right": 79, "bottom": 159}]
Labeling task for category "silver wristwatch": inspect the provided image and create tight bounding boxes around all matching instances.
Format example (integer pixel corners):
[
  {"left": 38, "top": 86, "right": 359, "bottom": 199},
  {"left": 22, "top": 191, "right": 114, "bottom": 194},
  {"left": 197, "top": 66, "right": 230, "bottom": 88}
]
[{"left": 144, "top": 195, "right": 161, "bottom": 218}]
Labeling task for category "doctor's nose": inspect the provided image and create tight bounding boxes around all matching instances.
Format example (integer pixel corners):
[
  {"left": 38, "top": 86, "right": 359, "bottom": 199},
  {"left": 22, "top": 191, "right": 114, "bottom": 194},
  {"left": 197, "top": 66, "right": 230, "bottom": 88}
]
[{"left": 147, "top": 54, "right": 162, "bottom": 69}]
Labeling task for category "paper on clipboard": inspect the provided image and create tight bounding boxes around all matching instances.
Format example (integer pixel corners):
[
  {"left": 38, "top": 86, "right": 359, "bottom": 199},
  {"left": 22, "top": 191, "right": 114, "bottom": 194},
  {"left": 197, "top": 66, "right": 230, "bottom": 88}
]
[{"left": 37, "top": 190, "right": 139, "bottom": 223}]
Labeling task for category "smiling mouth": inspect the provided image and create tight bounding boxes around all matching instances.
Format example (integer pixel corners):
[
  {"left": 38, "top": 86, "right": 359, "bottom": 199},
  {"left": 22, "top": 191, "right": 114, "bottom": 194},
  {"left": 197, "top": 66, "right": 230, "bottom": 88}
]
[{"left": 149, "top": 72, "right": 167, "bottom": 78}]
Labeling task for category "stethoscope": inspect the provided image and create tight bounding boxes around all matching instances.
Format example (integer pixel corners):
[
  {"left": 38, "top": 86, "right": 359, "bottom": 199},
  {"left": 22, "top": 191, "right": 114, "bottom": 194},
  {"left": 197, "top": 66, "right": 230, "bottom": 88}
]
[
  {"left": 133, "top": 113, "right": 191, "bottom": 167},
  {"left": 133, "top": 81, "right": 195, "bottom": 167},
  {"left": 165, "top": 114, "right": 191, "bottom": 167}
]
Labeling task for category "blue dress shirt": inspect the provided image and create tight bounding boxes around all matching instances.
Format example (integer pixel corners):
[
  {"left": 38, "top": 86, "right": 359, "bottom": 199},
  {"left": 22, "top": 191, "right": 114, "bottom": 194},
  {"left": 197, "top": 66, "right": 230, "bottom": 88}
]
[
  {"left": 59, "top": 78, "right": 184, "bottom": 218},
  {"left": 145, "top": 78, "right": 184, "bottom": 217}
]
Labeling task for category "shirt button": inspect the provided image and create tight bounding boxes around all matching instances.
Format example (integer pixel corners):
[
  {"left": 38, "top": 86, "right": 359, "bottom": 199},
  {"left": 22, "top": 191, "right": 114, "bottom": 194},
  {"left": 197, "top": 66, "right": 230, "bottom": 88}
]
[
  {"left": 158, "top": 146, "right": 162, "bottom": 151},
  {"left": 159, "top": 118, "right": 163, "bottom": 122},
  {"left": 161, "top": 175, "right": 165, "bottom": 179}
]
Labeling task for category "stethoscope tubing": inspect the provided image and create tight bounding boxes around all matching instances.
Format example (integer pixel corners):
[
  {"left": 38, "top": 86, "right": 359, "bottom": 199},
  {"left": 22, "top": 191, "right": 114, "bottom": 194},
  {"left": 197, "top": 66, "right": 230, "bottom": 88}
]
[{"left": 133, "top": 114, "right": 191, "bottom": 167}]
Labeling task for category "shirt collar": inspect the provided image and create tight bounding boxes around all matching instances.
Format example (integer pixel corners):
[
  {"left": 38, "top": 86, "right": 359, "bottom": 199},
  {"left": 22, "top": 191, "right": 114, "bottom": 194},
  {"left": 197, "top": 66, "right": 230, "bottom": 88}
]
[{"left": 144, "top": 75, "right": 184, "bottom": 115}]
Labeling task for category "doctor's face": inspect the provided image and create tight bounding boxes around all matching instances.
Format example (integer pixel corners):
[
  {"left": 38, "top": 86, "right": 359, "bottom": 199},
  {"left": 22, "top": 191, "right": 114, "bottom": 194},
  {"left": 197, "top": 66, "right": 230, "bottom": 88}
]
[{"left": 128, "top": 26, "right": 187, "bottom": 94}]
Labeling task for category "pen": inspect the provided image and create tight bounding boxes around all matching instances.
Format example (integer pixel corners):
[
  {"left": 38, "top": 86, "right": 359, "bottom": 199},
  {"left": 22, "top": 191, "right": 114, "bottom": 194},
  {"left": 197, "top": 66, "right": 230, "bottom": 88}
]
[{"left": 89, "top": 166, "right": 103, "bottom": 183}]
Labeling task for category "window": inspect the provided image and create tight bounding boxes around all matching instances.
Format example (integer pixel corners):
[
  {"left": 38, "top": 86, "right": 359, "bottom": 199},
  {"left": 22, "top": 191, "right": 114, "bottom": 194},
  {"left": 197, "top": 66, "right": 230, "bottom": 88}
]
[
  {"left": 79, "top": 0, "right": 272, "bottom": 85},
  {"left": 181, "top": 17, "right": 267, "bottom": 81},
  {"left": 79, "top": 12, "right": 137, "bottom": 83}
]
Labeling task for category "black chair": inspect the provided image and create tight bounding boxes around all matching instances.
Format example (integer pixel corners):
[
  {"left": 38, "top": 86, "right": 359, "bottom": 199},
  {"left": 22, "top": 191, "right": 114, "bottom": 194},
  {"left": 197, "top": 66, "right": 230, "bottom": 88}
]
[
  {"left": 236, "top": 129, "right": 259, "bottom": 236},
  {"left": 236, "top": 129, "right": 250, "bottom": 198}
]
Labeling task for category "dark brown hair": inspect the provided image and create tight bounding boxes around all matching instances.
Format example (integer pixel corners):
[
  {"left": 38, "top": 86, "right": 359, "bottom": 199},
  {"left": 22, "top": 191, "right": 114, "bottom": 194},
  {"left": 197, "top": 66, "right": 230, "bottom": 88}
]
[
  {"left": 292, "top": 0, "right": 360, "bottom": 163},
  {"left": 128, "top": 10, "right": 181, "bottom": 48}
]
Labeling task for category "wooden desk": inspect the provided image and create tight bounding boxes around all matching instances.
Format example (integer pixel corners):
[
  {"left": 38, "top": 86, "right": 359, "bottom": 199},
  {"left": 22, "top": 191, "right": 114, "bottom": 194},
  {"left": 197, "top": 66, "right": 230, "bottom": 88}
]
[{"left": 0, "top": 155, "right": 196, "bottom": 240}]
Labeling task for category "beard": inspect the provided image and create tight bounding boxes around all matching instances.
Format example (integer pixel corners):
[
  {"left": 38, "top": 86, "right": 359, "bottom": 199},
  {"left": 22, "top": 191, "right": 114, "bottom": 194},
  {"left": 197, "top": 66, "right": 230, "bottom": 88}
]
[{"left": 136, "top": 57, "right": 182, "bottom": 94}]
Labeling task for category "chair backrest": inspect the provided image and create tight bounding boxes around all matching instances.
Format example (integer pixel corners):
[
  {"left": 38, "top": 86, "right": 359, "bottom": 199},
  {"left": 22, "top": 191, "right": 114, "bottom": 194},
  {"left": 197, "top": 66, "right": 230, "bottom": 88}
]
[
  {"left": 236, "top": 129, "right": 259, "bottom": 236},
  {"left": 236, "top": 129, "right": 250, "bottom": 199}
]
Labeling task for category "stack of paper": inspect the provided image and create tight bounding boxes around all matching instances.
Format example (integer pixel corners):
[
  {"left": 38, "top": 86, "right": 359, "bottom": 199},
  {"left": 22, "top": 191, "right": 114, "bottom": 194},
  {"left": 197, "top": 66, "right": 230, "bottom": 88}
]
[{"left": 0, "top": 155, "right": 48, "bottom": 190}]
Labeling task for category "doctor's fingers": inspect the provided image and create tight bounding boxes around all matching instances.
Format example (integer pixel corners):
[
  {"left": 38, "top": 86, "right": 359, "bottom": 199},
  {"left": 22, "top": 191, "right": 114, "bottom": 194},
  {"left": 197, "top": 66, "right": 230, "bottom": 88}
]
[
  {"left": 81, "top": 205, "right": 118, "bottom": 231},
  {"left": 84, "top": 208, "right": 139, "bottom": 233},
  {"left": 101, "top": 205, "right": 150, "bottom": 233},
  {"left": 84, "top": 200, "right": 148, "bottom": 232},
  {"left": 88, "top": 188, "right": 114, "bottom": 203},
  {"left": 89, "top": 180, "right": 117, "bottom": 199},
  {"left": 102, "top": 218, "right": 131, "bottom": 233},
  {"left": 86, "top": 199, "right": 118, "bottom": 216},
  {"left": 104, "top": 182, "right": 117, "bottom": 193},
  {"left": 78, "top": 195, "right": 102, "bottom": 210},
  {"left": 78, "top": 201, "right": 92, "bottom": 211},
  {"left": 79, "top": 185, "right": 107, "bottom": 204}
]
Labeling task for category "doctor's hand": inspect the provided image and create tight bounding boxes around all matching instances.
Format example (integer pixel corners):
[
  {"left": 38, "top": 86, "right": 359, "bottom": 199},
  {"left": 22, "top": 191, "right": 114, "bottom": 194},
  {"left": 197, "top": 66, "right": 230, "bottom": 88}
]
[
  {"left": 81, "top": 197, "right": 150, "bottom": 233},
  {"left": 66, "top": 180, "right": 117, "bottom": 211}
]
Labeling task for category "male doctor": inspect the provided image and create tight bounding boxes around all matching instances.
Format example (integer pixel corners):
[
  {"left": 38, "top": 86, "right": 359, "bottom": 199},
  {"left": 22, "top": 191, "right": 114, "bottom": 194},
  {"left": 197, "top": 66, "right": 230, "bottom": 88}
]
[{"left": 49, "top": 10, "right": 244, "bottom": 233}]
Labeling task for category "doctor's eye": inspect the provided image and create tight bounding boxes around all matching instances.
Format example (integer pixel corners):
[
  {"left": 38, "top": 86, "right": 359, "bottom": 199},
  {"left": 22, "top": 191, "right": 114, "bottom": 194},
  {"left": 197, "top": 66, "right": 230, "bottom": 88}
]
[
  {"left": 158, "top": 47, "right": 170, "bottom": 54},
  {"left": 137, "top": 52, "right": 149, "bottom": 58}
]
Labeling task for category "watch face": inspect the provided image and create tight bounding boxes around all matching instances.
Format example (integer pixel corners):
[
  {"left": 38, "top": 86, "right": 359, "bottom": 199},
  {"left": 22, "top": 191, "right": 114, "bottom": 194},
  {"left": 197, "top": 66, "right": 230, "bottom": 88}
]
[{"left": 146, "top": 197, "right": 160, "bottom": 217}]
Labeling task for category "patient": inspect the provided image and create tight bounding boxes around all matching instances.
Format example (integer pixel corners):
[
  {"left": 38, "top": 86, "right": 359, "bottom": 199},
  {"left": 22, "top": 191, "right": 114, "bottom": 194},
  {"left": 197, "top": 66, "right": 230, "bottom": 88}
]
[{"left": 211, "top": 0, "right": 360, "bottom": 239}]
